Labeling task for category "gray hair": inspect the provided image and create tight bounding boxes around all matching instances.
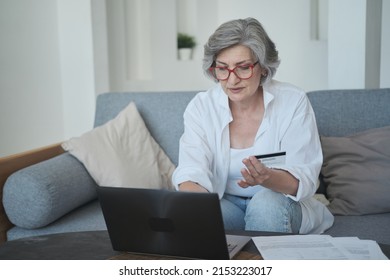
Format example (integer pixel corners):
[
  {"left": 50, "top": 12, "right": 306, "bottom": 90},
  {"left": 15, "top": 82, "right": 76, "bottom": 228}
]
[{"left": 203, "top": 17, "right": 280, "bottom": 85}]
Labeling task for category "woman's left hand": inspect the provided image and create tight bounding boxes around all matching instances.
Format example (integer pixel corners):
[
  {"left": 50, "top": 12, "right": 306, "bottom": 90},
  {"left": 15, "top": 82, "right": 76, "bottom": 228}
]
[{"left": 238, "top": 156, "right": 271, "bottom": 188}]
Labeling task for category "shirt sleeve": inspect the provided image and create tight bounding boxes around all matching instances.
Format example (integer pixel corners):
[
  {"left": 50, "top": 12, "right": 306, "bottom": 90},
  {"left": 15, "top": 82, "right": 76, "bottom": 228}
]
[
  {"left": 277, "top": 93, "right": 323, "bottom": 201},
  {"left": 172, "top": 98, "right": 214, "bottom": 192}
]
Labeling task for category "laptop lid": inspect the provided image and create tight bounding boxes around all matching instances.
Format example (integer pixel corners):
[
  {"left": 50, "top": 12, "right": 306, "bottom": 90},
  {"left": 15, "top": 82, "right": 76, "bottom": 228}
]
[{"left": 97, "top": 186, "right": 231, "bottom": 259}]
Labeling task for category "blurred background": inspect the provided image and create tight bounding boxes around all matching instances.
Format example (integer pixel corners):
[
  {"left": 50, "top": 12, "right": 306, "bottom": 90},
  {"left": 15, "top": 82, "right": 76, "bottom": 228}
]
[{"left": 0, "top": 0, "right": 389, "bottom": 157}]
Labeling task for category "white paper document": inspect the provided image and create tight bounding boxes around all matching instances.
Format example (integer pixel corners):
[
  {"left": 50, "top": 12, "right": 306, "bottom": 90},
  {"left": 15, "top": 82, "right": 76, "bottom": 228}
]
[{"left": 252, "top": 235, "right": 388, "bottom": 260}]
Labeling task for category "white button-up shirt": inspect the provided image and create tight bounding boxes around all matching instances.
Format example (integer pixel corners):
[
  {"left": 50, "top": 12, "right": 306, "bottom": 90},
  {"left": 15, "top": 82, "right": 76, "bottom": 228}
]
[{"left": 172, "top": 80, "right": 334, "bottom": 234}]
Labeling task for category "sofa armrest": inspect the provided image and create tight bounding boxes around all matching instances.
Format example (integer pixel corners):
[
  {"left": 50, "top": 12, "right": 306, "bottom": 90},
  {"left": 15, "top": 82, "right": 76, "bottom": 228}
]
[{"left": 0, "top": 143, "right": 65, "bottom": 244}]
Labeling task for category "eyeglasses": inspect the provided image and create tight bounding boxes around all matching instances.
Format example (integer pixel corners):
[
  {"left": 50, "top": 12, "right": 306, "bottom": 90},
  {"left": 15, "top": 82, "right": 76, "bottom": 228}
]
[{"left": 209, "top": 61, "right": 259, "bottom": 81}]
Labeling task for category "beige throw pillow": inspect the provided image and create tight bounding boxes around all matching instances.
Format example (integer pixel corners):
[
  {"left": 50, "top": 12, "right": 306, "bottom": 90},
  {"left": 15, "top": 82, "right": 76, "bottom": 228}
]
[{"left": 62, "top": 102, "right": 175, "bottom": 190}]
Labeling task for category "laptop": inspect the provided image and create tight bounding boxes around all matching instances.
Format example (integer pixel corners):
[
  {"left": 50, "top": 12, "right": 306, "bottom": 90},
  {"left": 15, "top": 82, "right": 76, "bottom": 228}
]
[{"left": 97, "top": 186, "right": 250, "bottom": 260}]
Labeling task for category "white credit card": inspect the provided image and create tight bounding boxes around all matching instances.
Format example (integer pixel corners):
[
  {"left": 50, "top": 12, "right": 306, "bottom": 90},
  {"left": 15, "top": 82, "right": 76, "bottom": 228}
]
[{"left": 255, "top": 152, "right": 286, "bottom": 167}]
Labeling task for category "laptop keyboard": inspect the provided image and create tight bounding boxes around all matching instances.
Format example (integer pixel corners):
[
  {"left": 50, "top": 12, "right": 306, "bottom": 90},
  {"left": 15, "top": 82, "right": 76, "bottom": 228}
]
[{"left": 227, "top": 243, "right": 237, "bottom": 253}]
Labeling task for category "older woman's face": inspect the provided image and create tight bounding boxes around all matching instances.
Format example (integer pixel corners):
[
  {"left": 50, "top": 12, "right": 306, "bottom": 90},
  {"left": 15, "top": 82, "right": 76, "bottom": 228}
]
[{"left": 215, "top": 45, "right": 263, "bottom": 103}]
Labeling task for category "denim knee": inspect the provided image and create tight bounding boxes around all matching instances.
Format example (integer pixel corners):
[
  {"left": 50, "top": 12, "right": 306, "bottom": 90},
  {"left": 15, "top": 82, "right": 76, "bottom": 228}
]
[
  {"left": 245, "top": 188, "right": 302, "bottom": 233},
  {"left": 220, "top": 197, "right": 245, "bottom": 230}
]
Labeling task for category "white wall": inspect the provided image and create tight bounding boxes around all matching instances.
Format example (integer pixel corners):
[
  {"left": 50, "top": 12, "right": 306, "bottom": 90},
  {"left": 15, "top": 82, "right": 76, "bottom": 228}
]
[
  {"left": 381, "top": 0, "right": 390, "bottom": 88},
  {"left": 106, "top": 0, "right": 216, "bottom": 92},
  {"left": 57, "top": 0, "right": 96, "bottom": 140},
  {"left": 106, "top": 0, "right": 329, "bottom": 92},
  {"left": 0, "top": 0, "right": 64, "bottom": 157},
  {"left": 0, "top": 0, "right": 388, "bottom": 157},
  {"left": 106, "top": 0, "right": 388, "bottom": 92},
  {"left": 0, "top": 0, "right": 96, "bottom": 157},
  {"left": 328, "top": 0, "right": 389, "bottom": 89},
  {"left": 217, "top": 0, "right": 328, "bottom": 91},
  {"left": 328, "top": 0, "right": 367, "bottom": 89}
]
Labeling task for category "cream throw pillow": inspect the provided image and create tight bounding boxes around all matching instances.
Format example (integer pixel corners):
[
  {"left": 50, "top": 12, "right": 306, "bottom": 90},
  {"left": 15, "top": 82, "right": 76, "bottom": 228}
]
[{"left": 62, "top": 102, "right": 175, "bottom": 190}]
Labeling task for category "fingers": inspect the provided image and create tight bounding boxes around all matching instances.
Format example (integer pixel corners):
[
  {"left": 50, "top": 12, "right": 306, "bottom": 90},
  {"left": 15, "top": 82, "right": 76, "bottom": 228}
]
[
  {"left": 239, "top": 156, "right": 270, "bottom": 187},
  {"left": 237, "top": 179, "right": 250, "bottom": 188},
  {"left": 238, "top": 168, "right": 253, "bottom": 187},
  {"left": 244, "top": 156, "right": 263, "bottom": 175}
]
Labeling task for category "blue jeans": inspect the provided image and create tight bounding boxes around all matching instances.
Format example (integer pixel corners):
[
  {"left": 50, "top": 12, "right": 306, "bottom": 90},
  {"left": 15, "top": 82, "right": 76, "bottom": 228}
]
[{"left": 220, "top": 188, "right": 302, "bottom": 233}]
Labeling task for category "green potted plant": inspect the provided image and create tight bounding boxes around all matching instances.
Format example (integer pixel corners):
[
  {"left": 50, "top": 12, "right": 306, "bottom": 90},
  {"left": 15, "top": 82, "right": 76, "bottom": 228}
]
[{"left": 177, "top": 33, "right": 196, "bottom": 60}]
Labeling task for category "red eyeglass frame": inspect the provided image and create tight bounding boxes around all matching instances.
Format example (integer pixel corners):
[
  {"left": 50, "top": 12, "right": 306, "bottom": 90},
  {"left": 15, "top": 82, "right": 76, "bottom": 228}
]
[{"left": 209, "top": 61, "right": 259, "bottom": 81}]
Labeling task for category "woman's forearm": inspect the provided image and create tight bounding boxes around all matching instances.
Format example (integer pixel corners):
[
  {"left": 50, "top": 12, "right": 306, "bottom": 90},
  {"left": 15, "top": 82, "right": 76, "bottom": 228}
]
[{"left": 178, "top": 181, "right": 209, "bottom": 193}]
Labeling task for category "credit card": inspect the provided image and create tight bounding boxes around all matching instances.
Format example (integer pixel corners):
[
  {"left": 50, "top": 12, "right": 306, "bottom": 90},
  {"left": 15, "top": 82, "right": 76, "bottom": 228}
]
[{"left": 255, "top": 152, "right": 286, "bottom": 167}]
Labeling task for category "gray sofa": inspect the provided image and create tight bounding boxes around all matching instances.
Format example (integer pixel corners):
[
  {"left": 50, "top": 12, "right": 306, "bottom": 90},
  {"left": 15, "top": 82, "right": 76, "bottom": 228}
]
[{"left": 1, "top": 88, "right": 390, "bottom": 245}]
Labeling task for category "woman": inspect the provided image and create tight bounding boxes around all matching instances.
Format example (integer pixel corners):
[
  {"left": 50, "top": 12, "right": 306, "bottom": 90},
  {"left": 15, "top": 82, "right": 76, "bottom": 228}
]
[{"left": 172, "top": 18, "right": 333, "bottom": 234}]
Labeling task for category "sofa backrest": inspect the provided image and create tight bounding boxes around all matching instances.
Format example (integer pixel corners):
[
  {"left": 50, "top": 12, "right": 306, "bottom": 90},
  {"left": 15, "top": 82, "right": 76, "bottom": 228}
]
[
  {"left": 307, "top": 88, "right": 390, "bottom": 137},
  {"left": 95, "top": 88, "right": 390, "bottom": 166},
  {"left": 95, "top": 92, "right": 198, "bottom": 166}
]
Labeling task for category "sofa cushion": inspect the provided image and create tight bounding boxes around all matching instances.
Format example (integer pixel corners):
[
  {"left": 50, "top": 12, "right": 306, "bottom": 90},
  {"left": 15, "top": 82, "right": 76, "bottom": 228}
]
[
  {"left": 62, "top": 102, "right": 175, "bottom": 190},
  {"left": 324, "top": 213, "right": 390, "bottom": 245},
  {"left": 321, "top": 126, "right": 390, "bottom": 215},
  {"left": 3, "top": 153, "right": 98, "bottom": 229}
]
